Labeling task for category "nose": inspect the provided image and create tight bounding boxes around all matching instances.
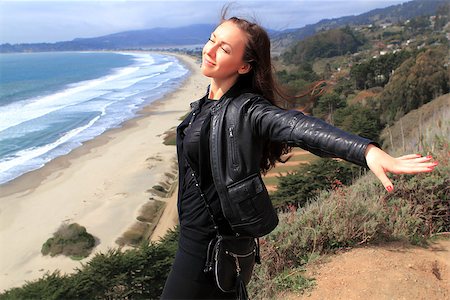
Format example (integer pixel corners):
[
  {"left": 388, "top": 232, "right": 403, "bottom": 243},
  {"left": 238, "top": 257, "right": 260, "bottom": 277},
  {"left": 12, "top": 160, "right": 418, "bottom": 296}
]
[{"left": 204, "top": 41, "right": 217, "bottom": 58}]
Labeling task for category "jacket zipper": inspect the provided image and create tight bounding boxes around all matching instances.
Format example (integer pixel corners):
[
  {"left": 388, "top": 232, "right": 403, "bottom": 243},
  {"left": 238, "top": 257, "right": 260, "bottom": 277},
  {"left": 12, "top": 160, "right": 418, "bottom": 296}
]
[{"left": 228, "top": 126, "right": 239, "bottom": 167}]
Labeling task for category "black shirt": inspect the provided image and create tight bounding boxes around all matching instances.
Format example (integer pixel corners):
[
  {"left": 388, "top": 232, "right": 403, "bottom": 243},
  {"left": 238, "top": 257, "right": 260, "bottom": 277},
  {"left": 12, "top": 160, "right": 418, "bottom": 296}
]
[{"left": 179, "top": 97, "right": 232, "bottom": 258}]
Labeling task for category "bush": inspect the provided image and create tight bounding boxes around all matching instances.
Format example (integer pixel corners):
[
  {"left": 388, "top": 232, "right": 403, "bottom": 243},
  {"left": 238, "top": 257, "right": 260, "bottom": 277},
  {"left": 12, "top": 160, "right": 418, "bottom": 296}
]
[
  {"left": 249, "top": 143, "right": 449, "bottom": 298},
  {"left": 383, "top": 161, "right": 449, "bottom": 243},
  {"left": 271, "top": 158, "right": 363, "bottom": 209},
  {"left": 41, "top": 223, "right": 96, "bottom": 259},
  {"left": 1, "top": 227, "right": 179, "bottom": 300}
]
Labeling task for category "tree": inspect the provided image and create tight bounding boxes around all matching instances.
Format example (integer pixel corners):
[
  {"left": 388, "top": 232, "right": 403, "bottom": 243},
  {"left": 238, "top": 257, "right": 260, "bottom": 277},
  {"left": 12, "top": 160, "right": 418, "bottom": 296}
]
[
  {"left": 312, "top": 92, "right": 347, "bottom": 122},
  {"left": 379, "top": 46, "right": 449, "bottom": 125},
  {"left": 283, "top": 27, "right": 366, "bottom": 64},
  {"left": 350, "top": 50, "right": 414, "bottom": 90},
  {"left": 333, "top": 104, "right": 382, "bottom": 141}
]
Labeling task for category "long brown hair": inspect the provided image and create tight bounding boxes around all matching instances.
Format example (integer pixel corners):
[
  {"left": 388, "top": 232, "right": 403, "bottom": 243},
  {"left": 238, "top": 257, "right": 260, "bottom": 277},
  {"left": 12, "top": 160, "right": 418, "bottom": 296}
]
[{"left": 220, "top": 10, "right": 292, "bottom": 174}]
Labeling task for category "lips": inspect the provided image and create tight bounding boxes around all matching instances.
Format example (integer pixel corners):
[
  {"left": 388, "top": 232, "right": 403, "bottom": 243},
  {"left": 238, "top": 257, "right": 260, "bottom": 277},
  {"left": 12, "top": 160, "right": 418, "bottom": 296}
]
[{"left": 203, "top": 57, "right": 216, "bottom": 67}]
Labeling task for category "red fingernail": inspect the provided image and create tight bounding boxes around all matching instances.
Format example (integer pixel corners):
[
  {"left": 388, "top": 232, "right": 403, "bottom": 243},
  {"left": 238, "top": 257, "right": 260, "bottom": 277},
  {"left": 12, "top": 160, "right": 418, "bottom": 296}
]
[
  {"left": 426, "top": 155, "right": 433, "bottom": 159},
  {"left": 386, "top": 186, "right": 393, "bottom": 192},
  {"left": 433, "top": 161, "right": 439, "bottom": 166}
]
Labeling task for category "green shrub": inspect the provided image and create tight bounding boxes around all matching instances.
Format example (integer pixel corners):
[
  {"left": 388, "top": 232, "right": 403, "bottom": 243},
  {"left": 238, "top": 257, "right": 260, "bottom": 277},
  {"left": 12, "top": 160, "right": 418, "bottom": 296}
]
[
  {"left": 273, "top": 268, "right": 315, "bottom": 294},
  {"left": 271, "top": 158, "right": 363, "bottom": 209},
  {"left": 1, "top": 227, "right": 179, "bottom": 300},
  {"left": 41, "top": 223, "right": 96, "bottom": 259},
  {"left": 382, "top": 161, "right": 449, "bottom": 244}
]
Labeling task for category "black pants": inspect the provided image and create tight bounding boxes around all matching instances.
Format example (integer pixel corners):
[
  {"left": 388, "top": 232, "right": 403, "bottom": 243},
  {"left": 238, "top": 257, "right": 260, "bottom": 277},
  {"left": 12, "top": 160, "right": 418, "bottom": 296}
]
[{"left": 161, "top": 246, "right": 236, "bottom": 299}]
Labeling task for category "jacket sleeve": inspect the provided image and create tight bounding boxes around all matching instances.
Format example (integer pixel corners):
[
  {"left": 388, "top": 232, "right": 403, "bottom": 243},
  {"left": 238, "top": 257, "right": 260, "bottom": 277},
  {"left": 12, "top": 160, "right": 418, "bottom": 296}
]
[{"left": 247, "top": 96, "right": 377, "bottom": 168}]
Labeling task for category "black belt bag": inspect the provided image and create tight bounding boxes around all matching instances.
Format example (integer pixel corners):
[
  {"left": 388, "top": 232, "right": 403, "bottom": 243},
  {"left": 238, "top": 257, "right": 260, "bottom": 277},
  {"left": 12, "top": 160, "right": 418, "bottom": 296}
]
[{"left": 204, "top": 235, "right": 260, "bottom": 299}]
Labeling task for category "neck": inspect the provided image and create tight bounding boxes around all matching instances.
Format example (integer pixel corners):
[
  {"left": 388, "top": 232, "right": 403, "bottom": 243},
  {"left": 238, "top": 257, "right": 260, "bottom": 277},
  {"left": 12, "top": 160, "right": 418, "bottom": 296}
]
[{"left": 208, "top": 77, "right": 238, "bottom": 100}]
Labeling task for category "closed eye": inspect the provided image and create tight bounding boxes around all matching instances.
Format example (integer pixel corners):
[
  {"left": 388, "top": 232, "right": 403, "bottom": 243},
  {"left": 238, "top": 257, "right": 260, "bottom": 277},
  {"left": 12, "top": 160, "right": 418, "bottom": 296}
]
[{"left": 207, "top": 38, "right": 230, "bottom": 54}]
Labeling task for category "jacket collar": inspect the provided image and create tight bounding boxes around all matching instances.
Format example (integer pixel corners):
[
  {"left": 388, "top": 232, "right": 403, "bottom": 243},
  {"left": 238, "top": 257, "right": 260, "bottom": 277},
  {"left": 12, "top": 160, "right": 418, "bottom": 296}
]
[
  {"left": 189, "top": 80, "right": 253, "bottom": 113},
  {"left": 189, "top": 85, "right": 209, "bottom": 111}
]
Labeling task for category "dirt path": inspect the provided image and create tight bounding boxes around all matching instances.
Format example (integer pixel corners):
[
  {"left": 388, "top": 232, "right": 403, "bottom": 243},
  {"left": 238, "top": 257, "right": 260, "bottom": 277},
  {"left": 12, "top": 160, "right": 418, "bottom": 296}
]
[{"left": 279, "top": 238, "right": 450, "bottom": 300}]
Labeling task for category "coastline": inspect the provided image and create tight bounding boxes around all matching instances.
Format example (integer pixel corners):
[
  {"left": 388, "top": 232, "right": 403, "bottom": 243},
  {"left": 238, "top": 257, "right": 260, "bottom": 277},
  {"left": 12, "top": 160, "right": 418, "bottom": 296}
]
[{"left": 0, "top": 53, "right": 209, "bottom": 292}]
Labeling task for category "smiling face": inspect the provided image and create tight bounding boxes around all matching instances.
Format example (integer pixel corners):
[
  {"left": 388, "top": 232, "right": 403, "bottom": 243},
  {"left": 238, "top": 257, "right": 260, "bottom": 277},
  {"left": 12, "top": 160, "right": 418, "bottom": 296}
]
[{"left": 201, "top": 21, "right": 251, "bottom": 87}]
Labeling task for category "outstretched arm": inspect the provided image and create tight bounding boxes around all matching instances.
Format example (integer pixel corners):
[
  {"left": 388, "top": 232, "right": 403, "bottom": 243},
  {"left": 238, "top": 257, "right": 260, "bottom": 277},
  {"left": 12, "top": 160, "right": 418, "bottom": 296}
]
[{"left": 364, "top": 144, "right": 438, "bottom": 192}]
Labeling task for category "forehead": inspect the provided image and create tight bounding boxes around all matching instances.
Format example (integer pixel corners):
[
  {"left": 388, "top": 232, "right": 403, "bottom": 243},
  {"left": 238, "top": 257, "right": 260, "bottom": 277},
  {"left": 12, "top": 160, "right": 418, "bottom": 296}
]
[{"left": 213, "top": 21, "right": 248, "bottom": 48}]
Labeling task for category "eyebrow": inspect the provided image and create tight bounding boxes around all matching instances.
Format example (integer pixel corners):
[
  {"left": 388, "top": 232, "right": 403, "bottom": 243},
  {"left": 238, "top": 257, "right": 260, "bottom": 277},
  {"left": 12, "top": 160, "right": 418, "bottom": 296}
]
[{"left": 212, "top": 33, "right": 232, "bottom": 48}]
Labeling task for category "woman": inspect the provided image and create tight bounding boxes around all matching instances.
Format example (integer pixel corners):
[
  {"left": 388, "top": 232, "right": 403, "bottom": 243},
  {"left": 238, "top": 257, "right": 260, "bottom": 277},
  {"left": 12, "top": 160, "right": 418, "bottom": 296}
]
[{"left": 160, "top": 14, "right": 437, "bottom": 299}]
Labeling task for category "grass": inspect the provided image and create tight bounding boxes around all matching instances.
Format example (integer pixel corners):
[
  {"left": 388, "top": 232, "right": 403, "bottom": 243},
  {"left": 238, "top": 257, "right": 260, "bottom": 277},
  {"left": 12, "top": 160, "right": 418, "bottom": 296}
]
[
  {"left": 288, "top": 153, "right": 318, "bottom": 162},
  {"left": 263, "top": 152, "right": 319, "bottom": 189},
  {"left": 136, "top": 200, "right": 165, "bottom": 223},
  {"left": 163, "top": 127, "right": 177, "bottom": 146},
  {"left": 380, "top": 93, "right": 449, "bottom": 154},
  {"left": 116, "top": 222, "right": 151, "bottom": 247},
  {"left": 262, "top": 176, "right": 281, "bottom": 187}
]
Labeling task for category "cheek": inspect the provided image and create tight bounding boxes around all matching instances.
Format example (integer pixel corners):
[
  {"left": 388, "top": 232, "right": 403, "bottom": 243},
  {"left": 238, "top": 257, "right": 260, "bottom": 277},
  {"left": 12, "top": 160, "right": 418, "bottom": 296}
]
[{"left": 220, "top": 55, "right": 242, "bottom": 71}]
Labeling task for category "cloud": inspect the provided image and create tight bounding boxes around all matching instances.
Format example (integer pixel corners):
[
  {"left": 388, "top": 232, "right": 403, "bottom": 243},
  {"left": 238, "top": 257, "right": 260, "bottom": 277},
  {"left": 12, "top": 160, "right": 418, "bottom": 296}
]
[{"left": 0, "top": 0, "right": 406, "bottom": 44}]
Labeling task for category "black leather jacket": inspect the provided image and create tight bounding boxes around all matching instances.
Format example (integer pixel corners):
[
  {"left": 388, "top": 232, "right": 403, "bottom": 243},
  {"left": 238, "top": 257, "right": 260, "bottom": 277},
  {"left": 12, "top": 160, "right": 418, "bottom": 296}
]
[{"left": 176, "top": 83, "right": 374, "bottom": 237}]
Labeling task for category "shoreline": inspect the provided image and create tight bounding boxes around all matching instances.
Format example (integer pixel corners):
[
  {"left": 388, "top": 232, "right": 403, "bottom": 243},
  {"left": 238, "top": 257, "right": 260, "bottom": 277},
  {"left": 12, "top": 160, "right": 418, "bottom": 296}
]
[
  {"left": 0, "top": 51, "right": 195, "bottom": 197},
  {"left": 0, "top": 52, "right": 209, "bottom": 292}
]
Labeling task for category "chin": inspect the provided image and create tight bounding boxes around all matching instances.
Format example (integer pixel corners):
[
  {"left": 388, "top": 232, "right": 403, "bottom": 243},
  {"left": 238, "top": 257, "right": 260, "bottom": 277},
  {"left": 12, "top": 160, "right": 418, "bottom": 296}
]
[{"left": 201, "top": 67, "right": 214, "bottom": 78}]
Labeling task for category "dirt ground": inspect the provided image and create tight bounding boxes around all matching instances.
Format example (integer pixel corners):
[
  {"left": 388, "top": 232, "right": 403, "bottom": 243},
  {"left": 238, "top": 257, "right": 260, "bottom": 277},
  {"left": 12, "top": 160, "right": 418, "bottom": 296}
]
[{"left": 280, "top": 238, "right": 450, "bottom": 300}]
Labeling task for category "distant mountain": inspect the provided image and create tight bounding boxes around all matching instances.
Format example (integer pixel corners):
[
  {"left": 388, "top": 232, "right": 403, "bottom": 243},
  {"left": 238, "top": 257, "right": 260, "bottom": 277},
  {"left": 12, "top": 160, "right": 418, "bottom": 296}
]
[
  {"left": 271, "top": 0, "right": 447, "bottom": 53},
  {"left": 0, "top": 24, "right": 216, "bottom": 53},
  {"left": 0, "top": 0, "right": 446, "bottom": 53}
]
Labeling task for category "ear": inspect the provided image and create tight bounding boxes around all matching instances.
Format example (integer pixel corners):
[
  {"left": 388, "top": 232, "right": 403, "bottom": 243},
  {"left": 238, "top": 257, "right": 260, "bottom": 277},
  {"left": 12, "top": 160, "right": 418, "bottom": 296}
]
[{"left": 238, "top": 62, "right": 251, "bottom": 75}]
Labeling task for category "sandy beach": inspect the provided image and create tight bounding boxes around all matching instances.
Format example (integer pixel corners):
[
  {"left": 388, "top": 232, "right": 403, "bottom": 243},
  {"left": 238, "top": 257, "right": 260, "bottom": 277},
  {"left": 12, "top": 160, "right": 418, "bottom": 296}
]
[{"left": 0, "top": 53, "right": 209, "bottom": 292}]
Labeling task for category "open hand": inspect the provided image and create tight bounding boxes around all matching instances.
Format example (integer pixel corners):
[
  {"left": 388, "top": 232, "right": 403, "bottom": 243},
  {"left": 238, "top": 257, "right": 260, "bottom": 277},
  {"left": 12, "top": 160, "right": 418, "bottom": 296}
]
[{"left": 364, "top": 144, "right": 438, "bottom": 192}]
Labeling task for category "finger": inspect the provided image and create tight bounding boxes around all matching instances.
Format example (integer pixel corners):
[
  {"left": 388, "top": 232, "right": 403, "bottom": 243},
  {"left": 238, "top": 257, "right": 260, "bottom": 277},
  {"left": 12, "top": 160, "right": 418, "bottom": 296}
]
[
  {"left": 369, "top": 164, "right": 394, "bottom": 192},
  {"left": 398, "top": 163, "right": 437, "bottom": 174},
  {"left": 390, "top": 158, "right": 436, "bottom": 173},
  {"left": 397, "top": 154, "right": 423, "bottom": 160},
  {"left": 397, "top": 154, "right": 434, "bottom": 163}
]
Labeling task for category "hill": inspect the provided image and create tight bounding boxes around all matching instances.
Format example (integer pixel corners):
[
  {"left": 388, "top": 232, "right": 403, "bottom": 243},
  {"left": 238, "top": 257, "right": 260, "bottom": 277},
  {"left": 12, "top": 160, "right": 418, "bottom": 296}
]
[
  {"left": 277, "top": 94, "right": 450, "bottom": 299},
  {"left": 0, "top": 24, "right": 216, "bottom": 53},
  {"left": 248, "top": 93, "right": 449, "bottom": 298},
  {"left": 380, "top": 93, "right": 450, "bottom": 154},
  {"left": 272, "top": 0, "right": 448, "bottom": 53},
  {"left": 282, "top": 238, "right": 450, "bottom": 299}
]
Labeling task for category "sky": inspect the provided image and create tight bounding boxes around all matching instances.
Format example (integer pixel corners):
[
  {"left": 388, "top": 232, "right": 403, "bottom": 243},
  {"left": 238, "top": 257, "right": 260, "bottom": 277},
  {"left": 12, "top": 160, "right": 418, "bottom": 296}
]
[{"left": 0, "top": 0, "right": 408, "bottom": 44}]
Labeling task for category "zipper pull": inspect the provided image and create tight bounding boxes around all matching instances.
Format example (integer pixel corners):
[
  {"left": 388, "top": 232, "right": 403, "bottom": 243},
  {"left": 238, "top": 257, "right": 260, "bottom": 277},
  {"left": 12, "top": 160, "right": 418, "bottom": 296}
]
[{"left": 229, "top": 127, "right": 233, "bottom": 137}]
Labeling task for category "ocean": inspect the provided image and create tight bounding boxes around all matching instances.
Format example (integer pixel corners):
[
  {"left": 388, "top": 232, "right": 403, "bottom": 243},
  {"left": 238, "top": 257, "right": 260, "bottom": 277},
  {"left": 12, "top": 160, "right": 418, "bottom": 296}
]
[{"left": 0, "top": 51, "right": 189, "bottom": 185}]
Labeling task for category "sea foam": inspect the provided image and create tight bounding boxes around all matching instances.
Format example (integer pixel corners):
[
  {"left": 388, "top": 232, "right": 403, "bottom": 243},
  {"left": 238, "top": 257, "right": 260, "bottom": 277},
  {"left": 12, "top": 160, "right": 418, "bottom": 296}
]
[{"left": 0, "top": 52, "right": 188, "bottom": 185}]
